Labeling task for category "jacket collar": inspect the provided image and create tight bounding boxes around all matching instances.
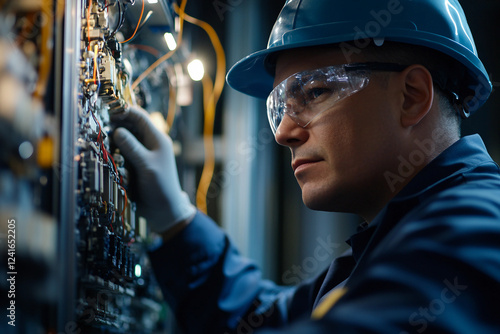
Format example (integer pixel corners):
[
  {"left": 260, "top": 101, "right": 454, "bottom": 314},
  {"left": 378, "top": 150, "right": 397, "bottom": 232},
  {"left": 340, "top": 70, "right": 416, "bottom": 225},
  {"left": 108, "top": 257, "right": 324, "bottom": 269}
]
[
  {"left": 347, "top": 134, "right": 495, "bottom": 263},
  {"left": 394, "top": 134, "right": 492, "bottom": 202}
]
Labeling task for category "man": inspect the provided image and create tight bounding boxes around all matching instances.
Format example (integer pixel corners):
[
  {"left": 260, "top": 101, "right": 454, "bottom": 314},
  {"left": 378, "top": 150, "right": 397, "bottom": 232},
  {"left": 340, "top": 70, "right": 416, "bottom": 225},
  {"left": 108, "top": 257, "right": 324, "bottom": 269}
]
[{"left": 113, "top": 0, "right": 500, "bottom": 333}]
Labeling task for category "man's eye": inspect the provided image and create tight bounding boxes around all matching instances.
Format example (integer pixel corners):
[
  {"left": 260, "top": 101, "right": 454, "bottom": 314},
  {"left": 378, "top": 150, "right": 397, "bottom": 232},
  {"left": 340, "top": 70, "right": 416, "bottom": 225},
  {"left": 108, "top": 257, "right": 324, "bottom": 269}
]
[{"left": 307, "top": 87, "right": 331, "bottom": 100}]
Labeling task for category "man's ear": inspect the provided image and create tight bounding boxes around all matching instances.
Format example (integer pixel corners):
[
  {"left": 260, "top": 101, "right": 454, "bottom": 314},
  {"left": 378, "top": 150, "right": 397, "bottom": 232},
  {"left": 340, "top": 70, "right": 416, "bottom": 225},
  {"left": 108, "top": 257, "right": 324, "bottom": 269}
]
[{"left": 399, "top": 65, "right": 434, "bottom": 128}]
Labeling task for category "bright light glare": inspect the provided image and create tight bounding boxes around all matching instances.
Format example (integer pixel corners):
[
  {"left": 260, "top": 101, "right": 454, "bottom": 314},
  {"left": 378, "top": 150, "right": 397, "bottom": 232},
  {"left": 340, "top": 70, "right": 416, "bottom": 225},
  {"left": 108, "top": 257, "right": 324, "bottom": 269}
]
[
  {"left": 135, "top": 264, "right": 142, "bottom": 277},
  {"left": 164, "top": 32, "right": 177, "bottom": 50},
  {"left": 187, "top": 59, "right": 204, "bottom": 81},
  {"left": 19, "top": 141, "right": 34, "bottom": 159},
  {"left": 148, "top": 0, "right": 158, "bottom": 3}
]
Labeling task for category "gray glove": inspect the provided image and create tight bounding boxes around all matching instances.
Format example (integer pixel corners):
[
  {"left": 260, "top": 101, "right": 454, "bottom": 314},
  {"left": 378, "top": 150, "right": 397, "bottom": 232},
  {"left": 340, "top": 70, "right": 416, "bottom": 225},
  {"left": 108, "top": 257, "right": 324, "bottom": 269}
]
[{"left": 112, "top": 105, "right": 196, "bottom": 233}]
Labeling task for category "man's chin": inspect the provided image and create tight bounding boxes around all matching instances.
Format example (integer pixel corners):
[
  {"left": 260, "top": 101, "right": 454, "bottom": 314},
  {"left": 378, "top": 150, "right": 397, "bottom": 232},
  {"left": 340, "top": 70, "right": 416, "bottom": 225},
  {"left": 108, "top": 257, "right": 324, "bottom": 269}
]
[
  {"left": 301, "top": 192, "right": 334, "bottom": 211},
  {"left": 301, "top": 186, "right": 354, "bottom": 213}
]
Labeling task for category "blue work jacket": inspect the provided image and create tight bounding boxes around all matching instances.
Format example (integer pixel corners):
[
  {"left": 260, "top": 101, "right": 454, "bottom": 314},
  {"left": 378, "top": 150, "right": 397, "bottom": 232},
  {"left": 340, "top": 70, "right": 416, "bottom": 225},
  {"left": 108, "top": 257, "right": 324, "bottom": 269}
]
[{"left": 149, "top": 134, "right": 500, "bottom": 333}]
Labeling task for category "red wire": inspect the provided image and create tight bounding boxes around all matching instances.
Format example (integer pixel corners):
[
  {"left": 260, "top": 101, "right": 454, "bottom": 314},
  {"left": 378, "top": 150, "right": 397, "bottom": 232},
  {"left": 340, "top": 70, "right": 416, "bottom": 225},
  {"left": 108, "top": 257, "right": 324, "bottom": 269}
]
[
  {"left": 91, "top": 111, "right": 107, "bottom": 165},
  {"left": 107, "top": 150, "right": 118, "bottom": 174},
  {"left": 91, "top": 110, "right": 102, "bottom": 141},
  {"left": 120, "top": 186, "right": 128, "bottom": 233},
  {"left": 101, "top": 145, "right": 108, "bottom": 162},
  {"left": 88, "top": 90, "right": 128, "bottom": 238}
]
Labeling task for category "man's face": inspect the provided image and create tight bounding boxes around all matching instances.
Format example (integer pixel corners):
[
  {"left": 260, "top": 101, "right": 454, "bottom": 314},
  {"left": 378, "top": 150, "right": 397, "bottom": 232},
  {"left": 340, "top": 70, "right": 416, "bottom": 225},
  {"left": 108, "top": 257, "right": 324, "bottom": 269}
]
[{"left": 273, "top": 47, "right": 403, "bottom": 220}]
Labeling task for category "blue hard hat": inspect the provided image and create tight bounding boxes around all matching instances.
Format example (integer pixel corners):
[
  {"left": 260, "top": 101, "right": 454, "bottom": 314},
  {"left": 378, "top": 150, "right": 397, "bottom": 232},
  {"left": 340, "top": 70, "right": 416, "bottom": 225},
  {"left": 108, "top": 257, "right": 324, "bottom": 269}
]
[{"left": 226, "top": 0, "right": 492, "bottom": 114}]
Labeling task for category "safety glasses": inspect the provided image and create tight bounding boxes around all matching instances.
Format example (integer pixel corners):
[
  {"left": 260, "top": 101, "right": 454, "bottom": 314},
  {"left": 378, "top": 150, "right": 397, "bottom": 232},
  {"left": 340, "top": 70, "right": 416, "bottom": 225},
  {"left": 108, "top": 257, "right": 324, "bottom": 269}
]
[{"left": 266, "top": 62, "right": 408, "bottom": 134}]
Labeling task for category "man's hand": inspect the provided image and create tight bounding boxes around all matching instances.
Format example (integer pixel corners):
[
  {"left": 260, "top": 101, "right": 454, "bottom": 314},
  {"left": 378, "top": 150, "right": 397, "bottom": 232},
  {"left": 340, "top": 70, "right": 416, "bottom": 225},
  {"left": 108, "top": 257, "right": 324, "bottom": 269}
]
[{"left": 112, "top": 105, "right": 196, "bottom": 233}]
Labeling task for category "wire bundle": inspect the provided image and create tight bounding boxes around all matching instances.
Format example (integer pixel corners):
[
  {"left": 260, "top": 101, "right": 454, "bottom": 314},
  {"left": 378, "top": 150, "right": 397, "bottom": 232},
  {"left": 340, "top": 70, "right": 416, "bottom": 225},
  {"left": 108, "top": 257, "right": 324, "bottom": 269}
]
[{"left": 129, "top": 0, "right": 226, "bottom": 214}]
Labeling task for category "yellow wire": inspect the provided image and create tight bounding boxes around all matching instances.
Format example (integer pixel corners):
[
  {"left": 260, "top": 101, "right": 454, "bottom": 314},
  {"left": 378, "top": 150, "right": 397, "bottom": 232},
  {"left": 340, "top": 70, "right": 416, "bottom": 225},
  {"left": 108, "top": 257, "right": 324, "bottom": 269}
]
[
  {"left": 93, "top": 44, "right": 99, "bottom": 84},
  {"left": 175, "top": 7, "right": 226, "bottom": 213},
  {"left": 33, "top": 0, "right": 54, "bottom": 99},
  {"left": 179, "top": 10, "right": 226, "bottom": 107},
  {"left": 131, "top": 0, "right": 188, "bottom": 90},
  {"left": 87, "top": 0, "right": 92, "bottom": 50},
  {"left": 196, "top": 75, "right": 216, "bottom": 213},
  {"left": 129, "top": 2, "right": 226, "bottom": 213},
  {"left": 166, "top": 80, "right": 177, "bottom": 132}
]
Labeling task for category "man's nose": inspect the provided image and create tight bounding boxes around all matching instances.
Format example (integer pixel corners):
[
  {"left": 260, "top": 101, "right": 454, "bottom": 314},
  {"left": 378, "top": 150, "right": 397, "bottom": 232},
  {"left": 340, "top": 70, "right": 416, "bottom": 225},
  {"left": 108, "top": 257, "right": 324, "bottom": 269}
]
[{"left": 274, "top": 114, "right": 308, "bottom": 147}]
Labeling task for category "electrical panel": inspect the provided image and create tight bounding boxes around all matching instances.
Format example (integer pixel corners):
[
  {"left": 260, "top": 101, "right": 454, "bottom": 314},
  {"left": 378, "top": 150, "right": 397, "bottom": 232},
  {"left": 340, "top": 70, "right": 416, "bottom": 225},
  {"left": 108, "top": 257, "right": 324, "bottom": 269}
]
[
  {"left": 0, "top": 0, "right": 191, "bottom": 333},
  {"left": 74, "top": 1, "right": 166, "bottom": 332}
]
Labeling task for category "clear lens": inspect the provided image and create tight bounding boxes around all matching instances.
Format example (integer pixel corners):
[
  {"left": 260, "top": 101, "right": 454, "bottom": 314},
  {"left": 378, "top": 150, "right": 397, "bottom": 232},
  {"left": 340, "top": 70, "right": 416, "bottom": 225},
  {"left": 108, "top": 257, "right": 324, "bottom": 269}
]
[{"left": 267, "top": 65, "right": 370, "bottom": 134}]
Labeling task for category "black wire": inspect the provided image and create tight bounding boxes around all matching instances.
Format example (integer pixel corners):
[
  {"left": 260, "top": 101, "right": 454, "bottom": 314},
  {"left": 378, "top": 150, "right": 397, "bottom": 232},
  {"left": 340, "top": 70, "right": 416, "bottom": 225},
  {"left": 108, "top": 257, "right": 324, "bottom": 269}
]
[
  {"left": 118, "top": 2, "right": 127, "bottom": 32},
  {"left": 99, "top": 0, "right": 115, "bottom": 12},
  {"left": 119, "top": 10, "right": 152, "bottom": 44},
  {"left": 109, "top": 0, "right": 124, "bottom": 39}
]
